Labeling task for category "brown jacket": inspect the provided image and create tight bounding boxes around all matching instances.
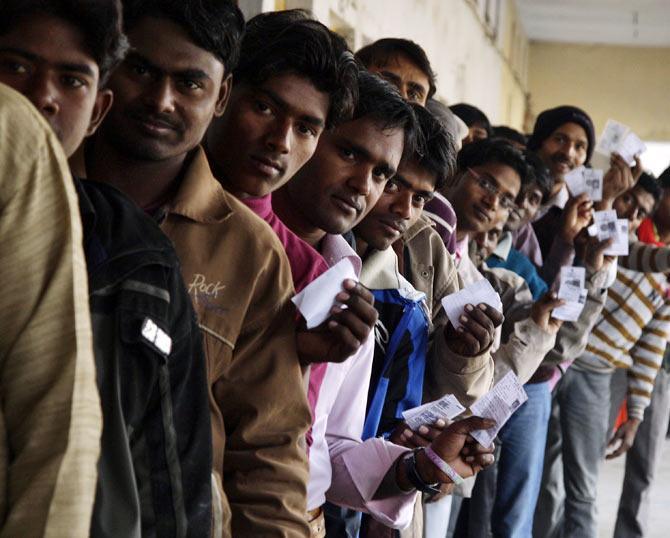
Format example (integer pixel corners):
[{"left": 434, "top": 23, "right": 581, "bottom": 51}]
[
  {"left": 161, "top": 148, "right": 311, "bottom": 537},
  {"left": 403, "top": 216, "right": 494, "bottom": 407}
]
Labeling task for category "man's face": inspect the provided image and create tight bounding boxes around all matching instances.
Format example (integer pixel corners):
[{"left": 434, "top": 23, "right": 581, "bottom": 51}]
[
  {"left": 536, "top": 122, "right": 588, "bottom": 182},
  {"left": 506, "top": 183, "right": 543, "bottom": 231},
  {"left": 354, "top": 159, "right": 436, "bottom": 250},
  {"left": 100, "top": 16, "right": 227, "bottom": 162},
  {"left": 614, "top": 185, "right": 656, "bottom": 234},
  {"left": 462, "top": 123, "right": 488, "bottom": 146},
  {"left": 287, "top": 116, "right": 405, "bottom": 235},
  {"left": 206, "top": 73, "right": 329, "bottom": 198},
  {"left": 472, "top": 222, "right": 504, "bottom": 267},
  {"left": 449, "top": 162, "right": 521, "bottom": 236},
  {"left": 0, "top": 13, "right": 110, "bottom": 157},
  {"left": 367, "top": 53, "right": 430, "bottom": 105}
]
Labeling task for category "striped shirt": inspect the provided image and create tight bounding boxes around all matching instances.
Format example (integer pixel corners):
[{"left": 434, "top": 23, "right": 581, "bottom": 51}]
[{"left": 575, "top": 266, "right": 670, "bottom": 419}]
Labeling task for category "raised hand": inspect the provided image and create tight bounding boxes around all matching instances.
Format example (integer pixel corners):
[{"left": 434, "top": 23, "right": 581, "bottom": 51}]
[
  {"left": 530, "top": 292, "right": 565, "bottom": 334},
  {"left": 443, "top": 303, "right": 504, "bottom": 356},
  {"left": 296, "top": 279, "right": 378, "bottom": 365}
]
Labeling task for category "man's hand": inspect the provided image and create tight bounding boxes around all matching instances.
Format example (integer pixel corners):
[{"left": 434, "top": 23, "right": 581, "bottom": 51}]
[
  {"left": 560, "top": 193, "right": 593, "bottom": 244},
  {"left": 389, "top": 420, "right": 448, "bottom": 449},
  {"left": 598, "top": 153, "right": 641, "bottom": 209},
  {"left": 296, "top": 279, "right": 378, "bottom": 365},
  {"left": 530, "top": 292, "right": 565, "bottom": 334},
  {"left": 443, "top": 303, "right": 504, "bottom": 356},
  {"left": 606, "top": 418, "right": 641, "bottom": 459},
  {"left": 415, "top": 416, "right": 496, "bottom": 484},
  {"left": 574, "top": 229, "right": 614, "bottom": 273}
]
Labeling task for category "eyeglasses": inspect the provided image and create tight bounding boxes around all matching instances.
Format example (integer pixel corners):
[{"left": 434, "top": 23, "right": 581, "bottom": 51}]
[{"left": 467, "top": 168, "right": 518, "bottom": 212}]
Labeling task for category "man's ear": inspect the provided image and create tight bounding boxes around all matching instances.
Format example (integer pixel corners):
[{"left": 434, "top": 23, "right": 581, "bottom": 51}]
[
  {"left": 85, "top": 88, "right": 114, "bottom": 137},
  {"left": 214, "top": 73, "right": 233, "bottom": 117}
]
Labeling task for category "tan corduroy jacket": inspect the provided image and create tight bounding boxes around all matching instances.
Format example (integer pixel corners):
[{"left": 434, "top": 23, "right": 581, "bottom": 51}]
[
  {"left": 403, "top": 216, "right": 494, "bottom": 407},
  {"left": 160, "top": 148, "right": 311, "bottom": 538},
  {"left": 0, "top": 84, "right": 101, "bottom": 537}
]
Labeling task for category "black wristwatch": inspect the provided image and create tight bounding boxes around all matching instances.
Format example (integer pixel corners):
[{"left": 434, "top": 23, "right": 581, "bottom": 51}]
[{"left": 403, "top": 449, "right": 441, "bottom": 495}]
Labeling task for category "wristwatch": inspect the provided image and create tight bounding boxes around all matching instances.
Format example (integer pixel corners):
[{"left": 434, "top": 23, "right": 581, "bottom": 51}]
[{"left": 402, "top": 448, "right": 441, "bottom": 495}]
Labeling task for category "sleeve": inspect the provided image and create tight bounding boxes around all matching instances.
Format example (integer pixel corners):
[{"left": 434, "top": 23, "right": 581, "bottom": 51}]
[
  {"left": 213, "top": 250, "right": 311, "bottom": 538},
  {"left": 164, "top": 270, "right": 213, "bottom": 536},
  {"left": 541, "top": 262, "right": 612, "bottom": 367},
  {"left": 619, "top": 241, "right": 670, "bottom": 273},
  {"left": 626, "top": 304, "right": 670, "bottom": 419},
  {"left": 538, "top": 236, "right": 575, "bottom": 288},
  {"left": 0, "top": 99, "right": 101, "bottom": 537},
  {"left": 424, "top": 265, "right": 494, "bottom": 407},
  {"left": 324, "top": 336, "right": 417, "bottom": 528}
]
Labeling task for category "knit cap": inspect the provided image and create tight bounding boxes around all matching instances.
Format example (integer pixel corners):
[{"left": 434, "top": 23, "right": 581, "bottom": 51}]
[{"left": 527, "top": 105, "right": 595, "bottom": 164}]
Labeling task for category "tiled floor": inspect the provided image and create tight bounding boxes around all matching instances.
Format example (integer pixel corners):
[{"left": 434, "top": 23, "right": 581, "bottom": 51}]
[{"left": 597, "top": 438, "right": 670, "bottom": 538}]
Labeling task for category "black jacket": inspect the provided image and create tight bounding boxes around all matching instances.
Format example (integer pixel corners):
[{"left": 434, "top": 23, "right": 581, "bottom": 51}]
[{"left": 77, "top": 180, "right": 211, "bottom": 537}]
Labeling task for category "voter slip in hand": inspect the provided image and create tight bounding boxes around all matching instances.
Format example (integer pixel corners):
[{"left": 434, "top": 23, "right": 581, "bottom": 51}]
[
  {"left": 604, "top": 219, "right": 629, "bottom": 256},
  {"left": 402, "top": 394, "right": 466, "bottom": 431},
  {"left": 552, "top": 266, "right": 587, "bottom": 322},
  {"left": 441, "top": 279, "right": 503, "bottom": 330},
  {"left": 291, "top": 258, "right": 357, "bottom": 329},
  {"left": 469, "top": 371, "right": 528, "bottom": 448},
  {"left": 589, "top": 209, "right": 618, "bottom": 241},
  {"left": 564, "top": 166, "right": 603, "bottom": 202},
  {"left": 593, "top": 119, "right": 647, "bottom": 167}
]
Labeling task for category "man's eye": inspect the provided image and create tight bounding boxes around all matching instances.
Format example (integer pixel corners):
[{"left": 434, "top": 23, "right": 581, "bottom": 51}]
[
  {"left": 413, "top": 194, "right": 427, "bottom": 206},
  {"left": 340, "top": 148, "right": 355, "bottom": 161},
  {"left": 256, "top": 101, "right": 272, "bottom": 114},
  {"left": 373, "top": 168, "right": 388, "bottom": 181},
  {"left": 180, "top": 79, "right": 202, "bottom": 91},
  {"left": 384, "top": 181, "right": 399, "bottom": 193},
  {"left": 62, "top": 75, "right": 86, "bottom": 88},
  {"left": 0, "top": 60, "right": 28, "bottom": 74},
  {"left": 296, "top": 123, "right": 316, "bottom": 137},
  {"left": 131, "top": 63, "right": 149, "bottom": 76}
]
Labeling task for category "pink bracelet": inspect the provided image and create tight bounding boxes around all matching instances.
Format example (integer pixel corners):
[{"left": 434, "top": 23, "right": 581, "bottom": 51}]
[{"left": 424, "top": 446, "right": 464, "bottom": 485}]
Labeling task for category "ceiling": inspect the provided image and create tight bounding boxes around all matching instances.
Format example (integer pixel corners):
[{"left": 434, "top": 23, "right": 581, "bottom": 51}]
[{"left": 516, "top": 0, "right": 670, "bottom": 47}]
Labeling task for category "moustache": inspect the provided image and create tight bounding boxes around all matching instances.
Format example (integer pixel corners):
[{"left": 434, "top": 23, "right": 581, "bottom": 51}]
[{"left": 128, "top": 107, "right": 183, "bottom": 132}]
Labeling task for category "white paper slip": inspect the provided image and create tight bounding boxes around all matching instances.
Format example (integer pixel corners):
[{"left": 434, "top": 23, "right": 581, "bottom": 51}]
[
  {"left": 604, "top": 219, "right": 629, "bottom": 256},
  {"left": 441, "top": 279, "right": 503, "bottom": 330},
  {"left": 552, "top": 287, "right": 587, "bottom": 322},
  {"left": 469, "top": 371, "right": 528, "bottom": 448},
  {"left": 618, "top": 132, "right": 647, "bottom": 167},
  {"left": 564, "top": 167, "right": 603, "bottom": 202},
  {"left": 402, "top": 394, "right": 466, "bottom": 431},
  {"left": 595, "top": 119, "right": 629, "bottom": 157},
  {"left": 552, "top": 266, "right": 587, "bottom": 322},
  {"left": 592, "top": 210, "right": 618, "bottom": 241},
  {"left": 291, "top": 258, "right": 357, "bottom": 329}
]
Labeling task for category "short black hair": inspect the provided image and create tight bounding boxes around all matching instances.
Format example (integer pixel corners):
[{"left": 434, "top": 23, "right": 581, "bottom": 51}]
[
  {"left": 492, "top": 125, "right": 527, "bottom": 148},
  {"left": 637, "top": 172, "right": 662, "bottom": 201},
  {"left": 450, "top": 103, "right": 491, "bottom": 136},
  {"left": 407, "top": 104, "right": 457, "bottom": 190},
  {"left": 353, "top": 70, "right": 418, "bottom": 160},
  {"left": 355, "top": 38, "right": 436, "bottom": 99},
  {"left": 234, "top": 9, "right": 358, "bottom": 129},
  {"left": 457, "top": 138, "right": 530, "bottom": 186},
  {"left": 123, "top": 0, "right": 244, "bottom": 71},
  {"left": 523, "top": 150, "right": 553, "bottom": 201},
  {"left": 0, "top": 0, "right": 128, "bottom": 85}
]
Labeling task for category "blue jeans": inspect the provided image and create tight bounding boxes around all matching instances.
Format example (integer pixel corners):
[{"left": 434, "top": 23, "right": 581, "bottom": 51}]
[{"left": 491, "top": 381, "right": 551, "bottom": 538}]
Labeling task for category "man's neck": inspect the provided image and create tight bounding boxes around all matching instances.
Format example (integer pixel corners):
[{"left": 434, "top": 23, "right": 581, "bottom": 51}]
[
  {"left": 273, "top": 186, "right": 326, "bottom": 248},
  {"left": 353, "top": 234, "right": 370, "bottom": 260},
  {"left": 87, "top": 135, "right": 188, "bottom": 209},
  {"left": 204, "top": 144, "right": 249, "bottom": 200},
  {"left": 549, "top": 178, "right": 564, "bottom": 199}
]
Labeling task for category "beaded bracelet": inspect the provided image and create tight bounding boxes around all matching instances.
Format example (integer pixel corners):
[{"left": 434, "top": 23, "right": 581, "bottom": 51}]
[{"left": 424, "top": 446, "right": 464, "bottom": 486}]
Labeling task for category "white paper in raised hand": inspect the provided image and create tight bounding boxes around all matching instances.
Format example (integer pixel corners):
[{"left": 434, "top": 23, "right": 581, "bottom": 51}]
[
  {"left": 402, "top": 394, "right": 466, "bottom": 431},
  {"left": 552, "top": 266, "right": 587, "bottom": 322},
  {"left": 618, "top": 132, "right": 647, "bottom": 166},
  {"left": 604, "top": 219, "right": 630, "bottom": 256},
  {"left": 593, "top": 210, "right": 619, "bottom": 241},
  {"left": 596, "top": 119, "right": 629, "bottom": 156},
  {"left": 291, "top": 258, "right": 357, "bottom": 329},
  {"left": 440, "top": 278, "right": 503, "bottom": 330},
  {"left": 469, "top": 371, "right": 528, "bottom": 448},
  {"left": 564, "top": 167, "right": 603, "bottom": 202}
]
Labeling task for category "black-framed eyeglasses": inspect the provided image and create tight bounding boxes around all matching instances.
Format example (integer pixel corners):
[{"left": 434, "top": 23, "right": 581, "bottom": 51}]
[{"left": 467, "top": 168, "right": 518, "bottom": 212}]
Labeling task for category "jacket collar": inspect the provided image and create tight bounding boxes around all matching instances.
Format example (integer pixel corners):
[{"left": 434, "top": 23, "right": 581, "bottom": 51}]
[
  {"left": 168, "top": 146, "right": 233, "bottom": 224},
  {"left": 403, "top": 214, "right": 435, "bottom": 243}
]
